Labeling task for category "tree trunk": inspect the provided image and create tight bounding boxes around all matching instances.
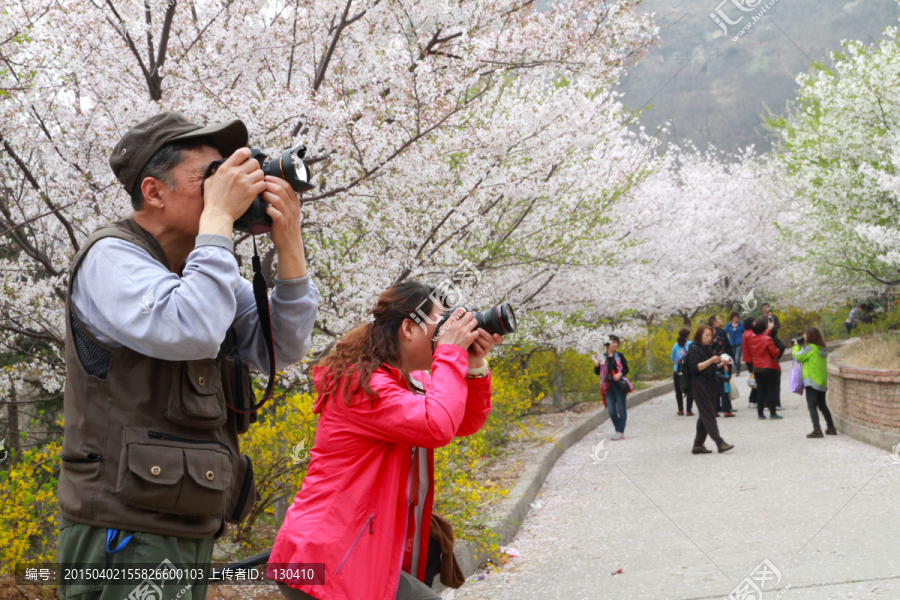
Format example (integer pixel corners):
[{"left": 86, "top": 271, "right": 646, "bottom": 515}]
[
  {"left": 7, "top": 384, "right": 20, "bottom": 457},
  {"left": 552, "top": 355, "right": 562, "bottom": 407},
  {"left": 274, "top": 496, "right": 287, "bottom": 522}
]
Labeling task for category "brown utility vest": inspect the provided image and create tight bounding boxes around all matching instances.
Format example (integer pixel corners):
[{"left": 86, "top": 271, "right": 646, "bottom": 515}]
[{"left": 58, "top": 217, "right": 258, "bottom": 538}]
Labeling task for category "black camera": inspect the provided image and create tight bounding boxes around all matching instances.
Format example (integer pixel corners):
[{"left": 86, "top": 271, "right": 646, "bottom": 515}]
[
  {"left": 432, "top": 303, "right": 518, "bottom": 341},
  {"left": 202, "top": 144, "right": 315, "bottom": 235},
  {"left": 791, "top": 336, "right": 804, "bottom": 345}
]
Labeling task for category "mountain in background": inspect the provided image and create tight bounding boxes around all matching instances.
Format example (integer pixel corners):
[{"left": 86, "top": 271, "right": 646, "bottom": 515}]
[{"left": 618, "top": 0, "right": 900, "bottom": 155}]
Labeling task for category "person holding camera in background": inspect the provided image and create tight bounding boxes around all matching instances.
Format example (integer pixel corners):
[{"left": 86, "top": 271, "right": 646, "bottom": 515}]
[
  {"left": 267, "top": 283, "right": 502, "bottom": 600},
  {"left": 57, "top": 112, "right": 319, "bottom": 600},
  {"left": 707, "top": 316, "right": 735, "bottom": 418},
  {"left": 747, "top": 317, "right": 784, "bottom": 420},
  {"left": 594, "top": 335, "right": 633, "bottom": 440},
  {"left": 685, "top": 325, "right": 734, "bottom": 454},
  {"left": 793, "top": 328, "right": 837, "bottom": 438},
  {"left": 762, "top": 302, "right": 781, "bottom": 338}
]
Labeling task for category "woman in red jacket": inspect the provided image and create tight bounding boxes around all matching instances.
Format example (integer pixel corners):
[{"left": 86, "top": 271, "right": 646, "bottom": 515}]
[
  {"left": 266, "top": 281, "right": 502, "bottom": 600},
  {"left": 746, "top": 317, "right": 783, "bottom": 420},
  {"left": 742, "top": 316, "right": 756, "bottom": 409}
]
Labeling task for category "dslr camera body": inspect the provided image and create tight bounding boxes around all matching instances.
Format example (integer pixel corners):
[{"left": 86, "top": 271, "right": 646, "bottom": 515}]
[{"left": 202, "top": 144, "right": 315, "bottom": 234}]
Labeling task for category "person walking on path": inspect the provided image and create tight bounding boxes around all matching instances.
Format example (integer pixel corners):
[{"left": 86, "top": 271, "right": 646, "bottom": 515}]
[
  {"left": 685, "top": 325, "right": 734, "bottom": 454},
  {"left": 594, "top": 335, "right": 633, "bottom": 440},
  {"left": 793, "top": 327, "right": 837, "bottom": 438},
  {"left": 708, "top": 316, "right": 735, "bottom": 417},
  {"left": 724, "top": 312, "right": 745, "bottom": 375},
  {"left": 671, "top": 328, "right": 693, "bottom": 416},
  {"left": 742, "top": 317, "right": 757, "bottom": 409},
  {"left": 747, "top": 317, "right": 783, "bottom": 420}
]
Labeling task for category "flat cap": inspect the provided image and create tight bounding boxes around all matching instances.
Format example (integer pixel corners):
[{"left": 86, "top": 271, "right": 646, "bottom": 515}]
[{"left": 109, "top": 111, "right": 248, "bottom": 194}]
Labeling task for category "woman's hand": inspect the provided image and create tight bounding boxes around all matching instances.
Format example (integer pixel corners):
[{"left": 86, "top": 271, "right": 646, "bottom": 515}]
[
  {"left": 468, "top": 329, "right": 504, "bottom": 367},
  {"left": 435, "top": 308, "right": 479, "bottom": 351},
  {"left": 613, "top": 372, "right": 622, "bottom": 381}
]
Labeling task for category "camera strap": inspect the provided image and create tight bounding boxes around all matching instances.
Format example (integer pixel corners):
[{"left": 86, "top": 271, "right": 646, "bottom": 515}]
[
  {"left": 201, "top": 160, "right": 276, "bottom": 414},
  {"left": 227, "top": 235, "right": 277, "bottom": 414}
]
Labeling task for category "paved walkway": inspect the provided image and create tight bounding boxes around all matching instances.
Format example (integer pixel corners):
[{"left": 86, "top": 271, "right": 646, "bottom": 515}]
[{"left": 452, "top": 370, "right": 900, "bottom": 599}]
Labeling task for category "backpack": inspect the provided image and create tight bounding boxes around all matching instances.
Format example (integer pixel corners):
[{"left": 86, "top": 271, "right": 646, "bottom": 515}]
[{"left": 676, "top": 344, "right": 691, "bottom": 392}]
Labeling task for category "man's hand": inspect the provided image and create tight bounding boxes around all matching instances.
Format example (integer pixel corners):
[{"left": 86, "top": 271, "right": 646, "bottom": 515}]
[
  {"left": 263, "top": 176, "right": 307, "bottom": 278},
  {"left": 468, "top": 329, "right": 504, "bottom": 368},
  {"left": 200, "top": 148, "right": 266, "bottom": 238}
]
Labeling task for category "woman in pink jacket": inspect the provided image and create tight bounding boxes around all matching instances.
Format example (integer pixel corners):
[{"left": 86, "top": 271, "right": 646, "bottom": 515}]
[{"left": 266, "top": 281, "right": 502, "bottom": 600}]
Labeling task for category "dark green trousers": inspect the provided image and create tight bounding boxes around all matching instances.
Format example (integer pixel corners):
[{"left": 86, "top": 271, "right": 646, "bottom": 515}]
[{"left": 57, "top": 517, "right": 216, "bottom": 600}]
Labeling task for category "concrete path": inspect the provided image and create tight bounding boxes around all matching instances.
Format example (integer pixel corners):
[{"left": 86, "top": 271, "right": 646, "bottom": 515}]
[{"left": 452, "top": 369, "right": 900, "bottom": 600}]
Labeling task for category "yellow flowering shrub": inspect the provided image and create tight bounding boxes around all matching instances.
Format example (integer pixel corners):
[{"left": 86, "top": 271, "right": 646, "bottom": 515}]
[
  {"left": 225, "top": 391, "right": 318, "bottom": 548},
  {"left": 0, "top": 440, "right": 61, "bottom": 574}
]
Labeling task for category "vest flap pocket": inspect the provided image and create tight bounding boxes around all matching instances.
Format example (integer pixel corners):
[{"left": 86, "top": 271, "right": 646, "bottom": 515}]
[
  {"left": 175, "top": 448, "right": 233, "bottom": 515},
  {"left": 127, "top": 444, "right": 183, "bottom": 485},
  {"left": 184, "top": 449, "right": 231, "bottom": 491},
  {"left": 185, "top": 360, "right": 221, "bottom": 397},
  {"left": 166, "top": 359, "right": 227, "bottom": 428}
]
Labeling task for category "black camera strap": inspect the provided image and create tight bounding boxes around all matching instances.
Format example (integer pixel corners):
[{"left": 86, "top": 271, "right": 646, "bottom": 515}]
[
  {"left": 232, "top": 234, "right": 277, "bottom": 414},
  {"left": 201, "top": 160, "right": 276, "bottom": 414}
]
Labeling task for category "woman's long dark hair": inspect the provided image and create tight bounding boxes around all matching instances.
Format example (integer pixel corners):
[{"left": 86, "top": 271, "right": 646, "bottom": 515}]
[
  {"left": 804, "top": 327, "right": 827, "bottom": 348},
  {"left": 677, "top": 328, "right": 690, "bottom": 347},
  {"left": 317, "top": 281, "right": 437, "bottom": 405}
]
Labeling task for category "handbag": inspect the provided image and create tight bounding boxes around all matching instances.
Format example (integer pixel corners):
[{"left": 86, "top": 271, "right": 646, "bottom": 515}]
[
  {"left": 790, "top": 357, "right": 804, "bottom": 395},
  {"left": 614, "top": 377, "right": 631, "bottom": 393},
  {"left": 748, "top": 374, "right": 757, "bottom": 389},
  {"left": 729, "top": 381, "right": 740, "bottom": 400}
]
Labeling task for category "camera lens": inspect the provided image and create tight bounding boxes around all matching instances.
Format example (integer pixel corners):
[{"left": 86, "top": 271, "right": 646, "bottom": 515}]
[{"left": 473, "top": 303, "right": 517, "bottom": 336}]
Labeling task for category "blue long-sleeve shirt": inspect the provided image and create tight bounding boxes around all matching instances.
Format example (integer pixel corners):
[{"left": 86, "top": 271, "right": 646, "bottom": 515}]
[
  {"left": 70, "top": 234, "right": 319, "bottom": 374},
  {"left": 671, "top": 341, "right": 692, "bottom": 372},
  {"left": 724, "top": 322, "right": 745, "bottom": 347}
]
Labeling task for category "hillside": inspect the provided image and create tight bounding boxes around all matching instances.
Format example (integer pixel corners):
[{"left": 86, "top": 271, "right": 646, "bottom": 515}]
[{"left": 618, "top": 0, "right": 900, "bottom": 155}]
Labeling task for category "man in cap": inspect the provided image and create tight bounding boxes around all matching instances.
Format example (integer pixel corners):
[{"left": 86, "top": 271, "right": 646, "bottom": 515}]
[{"left": 56, "top": 112, "right": 319, "bottom": 600}]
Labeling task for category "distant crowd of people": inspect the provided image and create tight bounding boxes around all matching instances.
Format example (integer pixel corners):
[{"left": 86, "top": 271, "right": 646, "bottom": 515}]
[{"left": 594, "top": 302, "right": 836, "bottom": 452}]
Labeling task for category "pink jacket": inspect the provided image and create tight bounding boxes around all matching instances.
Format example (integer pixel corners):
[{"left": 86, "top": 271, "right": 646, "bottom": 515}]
[{"left": 266, "top": 344, "right": 492, "bottom": 600}]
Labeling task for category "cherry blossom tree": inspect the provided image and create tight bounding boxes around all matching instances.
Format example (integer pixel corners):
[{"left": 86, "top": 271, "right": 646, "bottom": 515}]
[
  {"left": 0, "top": 0, "right": 659, "bottom": 396},
  {"left": 769, "top": 20, "right": 900, "bottom": 302}
]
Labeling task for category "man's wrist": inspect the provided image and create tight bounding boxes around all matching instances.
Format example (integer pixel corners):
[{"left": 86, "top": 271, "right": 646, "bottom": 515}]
[{"left": 198, "top": 208, "right": 234, "bottom": 238}]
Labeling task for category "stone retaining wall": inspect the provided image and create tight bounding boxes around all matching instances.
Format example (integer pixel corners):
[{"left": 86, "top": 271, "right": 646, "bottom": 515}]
[{"left": 827, "top": 341, "right": 900, "bottom": 451}]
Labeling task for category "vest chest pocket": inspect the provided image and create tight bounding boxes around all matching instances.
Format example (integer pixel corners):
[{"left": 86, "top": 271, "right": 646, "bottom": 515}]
[
  {"left": 166, "top": 359, "right": 227, "bottom": 428},
  {"left": 116, "top": 439, "right": 233, "bottom": 517}
]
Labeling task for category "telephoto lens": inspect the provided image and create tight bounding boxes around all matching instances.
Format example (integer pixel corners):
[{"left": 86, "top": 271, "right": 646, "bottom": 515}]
[{"left": 432, "top": 303, "right": 518, "bottom": 341}]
